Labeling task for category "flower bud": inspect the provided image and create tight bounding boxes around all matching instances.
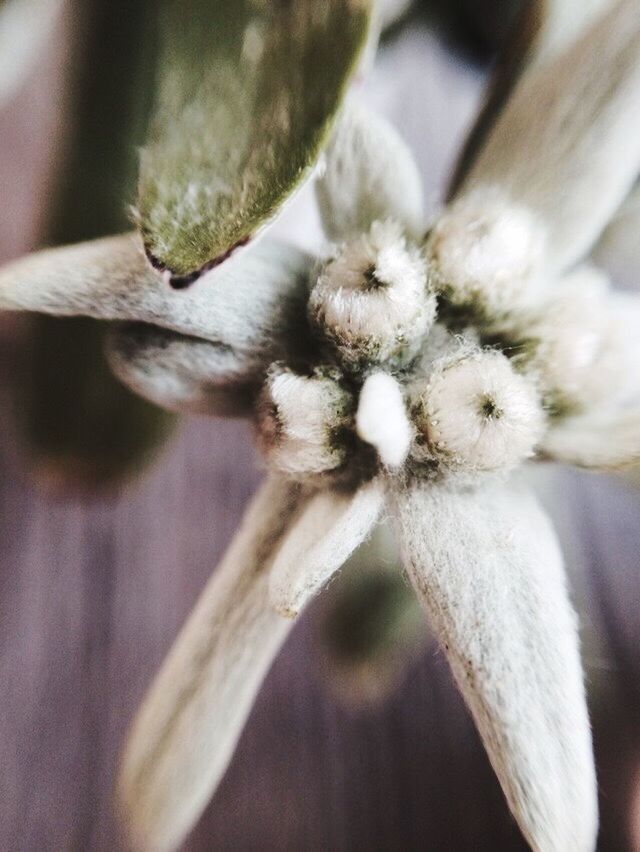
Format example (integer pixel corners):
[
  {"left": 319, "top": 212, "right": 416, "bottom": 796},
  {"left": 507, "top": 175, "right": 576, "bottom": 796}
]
[
  {"left": 256, "top": 366, "right": 352, "bottom": 476},
  {"left": 428, "top": 190, "right": 546, "bottom": 318},
  {"left": 518, "top": 267, "right": 640, "bottom": 414},
  {"left": 412, "top": 349, "right": 545, "bottom": 471},
  {"left": 522, "top": 267, "right": 608, "bottom": 410},
  {"left": 309, "top": 220, "right": 435, "bottom": 370},
  {"left": 580, "top": 293, "right": 640, "bottom": 407}
]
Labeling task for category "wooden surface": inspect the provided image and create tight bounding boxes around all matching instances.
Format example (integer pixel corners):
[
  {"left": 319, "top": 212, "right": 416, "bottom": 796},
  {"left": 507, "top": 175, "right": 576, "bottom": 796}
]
[{"left": 1, "top": 15, "right": 640, "bottom": 852}]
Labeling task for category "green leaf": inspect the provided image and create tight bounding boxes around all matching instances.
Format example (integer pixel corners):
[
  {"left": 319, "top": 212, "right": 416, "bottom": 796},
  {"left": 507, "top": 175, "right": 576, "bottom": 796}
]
[{"left": 137, "top": 0, "right": 374, "bottom": 285}]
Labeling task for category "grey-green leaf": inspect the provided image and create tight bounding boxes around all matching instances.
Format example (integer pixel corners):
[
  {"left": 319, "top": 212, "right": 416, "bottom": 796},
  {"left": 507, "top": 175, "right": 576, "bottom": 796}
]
[
  {"left": 137, "top": 0, "right": 374, "bottom": 285},
  {"left": 316, "top": 99, "right": 424, "bottom": 241},
  {"left": 453, "top": 0, "right": 640, "bottom": 276}
]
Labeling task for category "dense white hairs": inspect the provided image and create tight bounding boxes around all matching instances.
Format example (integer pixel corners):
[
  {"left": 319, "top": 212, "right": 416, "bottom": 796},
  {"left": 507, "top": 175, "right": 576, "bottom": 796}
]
[
  {"left": 356, "top": 372, "right": 412, "bottom": 468},
  {"left": 412, "top": 349, "right": 545, "bottom": 472},
  {"left": 268, "top": 479, "right": 385, "bottom": 618},
  {"left": 456, "top": 0, "right": 640, "bottom": 276},
  {"left": 256, "top": 366, "right": 351, "bottom": 477},
  {"left": 521, "top": 266, "right": 609, "bottom": 405},
  {"left": 310, "top": 220, "right": 435, "bottom": 368},
  {"left": 393, "top": 480, "right": 598, "bottom": 852},
  {"left": 117, "top": 477, "right": 306, "bottom": 852},
  {"left": 316, "top": 98, "right": 424, "bottom": 241},
  {"left": 427, "top": 189, "right": 547, "bottom": 315}
]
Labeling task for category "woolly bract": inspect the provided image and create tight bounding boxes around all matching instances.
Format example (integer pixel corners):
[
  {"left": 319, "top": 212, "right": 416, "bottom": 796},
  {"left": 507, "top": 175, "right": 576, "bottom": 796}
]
[
  {"left": 316, "top": 98, "right": 424, "bottom": 241},
  {"left": 269, "top": 479, "right": 386, "bottom": 618}
]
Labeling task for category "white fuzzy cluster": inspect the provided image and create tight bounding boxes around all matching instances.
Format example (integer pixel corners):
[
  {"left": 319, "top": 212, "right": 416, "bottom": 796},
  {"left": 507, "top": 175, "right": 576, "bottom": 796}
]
[
  {"left": 427, "top": 190, "right": 546, "bottom": 315},
  {"left": 309, "top": 220, "right": 435, "bottom": 368},
  {"left": 256, "top": 366, "right": 351, "bottom": 476},
  {"left": 412, "top": 349, "right": 545, "bottom": 472},
  {"left": 581, "top": 294, "right": 640, "bottom": 407},
  {"left": 519, "top": 266, "right": 640, "bottom": 412},
  {"left": 522, "top": 267, "right": 609, "bottom": 407},
  {"left": 356, "top": 372, "right": 413, "bottom": 468}
]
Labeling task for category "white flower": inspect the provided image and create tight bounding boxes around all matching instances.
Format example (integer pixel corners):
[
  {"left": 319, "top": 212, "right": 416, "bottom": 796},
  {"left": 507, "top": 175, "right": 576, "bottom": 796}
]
[
  {"left": 309, "top": 219, "right": 435, "bottom": 369},
  {"left": 411, "top": 349, "right": 545, "bottom": 471},
  {"left": 2, "top": 5, "right": 640, "bottom": 851},
  {"left": 256, "top": 366, "right": 352, "bottom": 477},
  {"left": 427, "top": 189, "right": 546, "bottom": 317}
]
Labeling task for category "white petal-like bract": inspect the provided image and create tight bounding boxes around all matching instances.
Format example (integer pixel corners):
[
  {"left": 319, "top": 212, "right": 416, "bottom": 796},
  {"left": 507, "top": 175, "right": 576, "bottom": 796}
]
[
  {"left": 269, "top": 478, "right": 385, "bottom": 617},
  {"left": 317, "top": 99, "right": 424, "bottom": 241},
  {"left": 0, "top": 233, "right": 312, "bottom": 357},
  {"left": 356, "top": 372, "right": 412, "bottom": 468},
  {"left": 106, "top": 323, "right": 257, "bottom": 418},
  {"left": 457, "top": 0, "right": 640, "bottom": 275},
  {"left": 117, "top": 476, "right": 309, "bottom": 852},
  {"left": 543, "top": 410, "right": 640, "bottom": 470},
  {"left": 393, "top": 479, "right": 597, "bottom": 852}
]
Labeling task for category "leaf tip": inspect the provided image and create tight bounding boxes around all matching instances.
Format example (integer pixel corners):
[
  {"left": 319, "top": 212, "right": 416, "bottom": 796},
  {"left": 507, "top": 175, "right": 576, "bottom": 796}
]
[{"left": 143, "top": 236, "right": 253, "bottom": 289}]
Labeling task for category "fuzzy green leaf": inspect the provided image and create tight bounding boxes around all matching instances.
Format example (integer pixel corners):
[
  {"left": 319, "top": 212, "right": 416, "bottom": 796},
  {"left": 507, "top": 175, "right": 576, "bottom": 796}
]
[{"left": 137, "top": 0, "right": 373, "bottom": 285}]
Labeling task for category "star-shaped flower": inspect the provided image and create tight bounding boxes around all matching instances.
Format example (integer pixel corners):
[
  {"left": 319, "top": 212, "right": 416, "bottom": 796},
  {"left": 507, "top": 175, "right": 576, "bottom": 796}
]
[{"left": 1, "top": 3, "right": 640, "bottom": 851}]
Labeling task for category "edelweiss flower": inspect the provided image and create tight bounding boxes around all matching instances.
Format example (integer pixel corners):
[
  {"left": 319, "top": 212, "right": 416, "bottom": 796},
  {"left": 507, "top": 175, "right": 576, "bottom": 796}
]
[{"left": 1, "top": 3, "right": 640, "bottom": 851}]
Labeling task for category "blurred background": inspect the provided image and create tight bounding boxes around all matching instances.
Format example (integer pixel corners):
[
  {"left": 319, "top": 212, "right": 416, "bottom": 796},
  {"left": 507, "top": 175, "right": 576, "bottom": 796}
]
[{"left": 1, "top": 1, "right": 639, "bottom": 849}]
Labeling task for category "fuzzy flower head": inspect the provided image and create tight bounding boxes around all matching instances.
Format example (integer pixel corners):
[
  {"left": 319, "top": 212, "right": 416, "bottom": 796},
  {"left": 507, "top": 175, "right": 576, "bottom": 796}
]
[
  {"left": 410, "top": 348, "right": 545, "bottom": 472},
  {"left": 257, "top": 245, "right": 551, "bottom": 485},
  {"left": 256, "top": 364, "right": 353, "bottom": 478},
  {"left": 427, "top": 190, "right": 547, "bottom": 318},
  {"left": 309, "top": 219, "right": 435, "bottom": 369},
  {"left": 257, "top": 193, "right": 554, "bottom": 485},
  {"left": 2, "top": 5, "right": 640, "bottom": 852}
]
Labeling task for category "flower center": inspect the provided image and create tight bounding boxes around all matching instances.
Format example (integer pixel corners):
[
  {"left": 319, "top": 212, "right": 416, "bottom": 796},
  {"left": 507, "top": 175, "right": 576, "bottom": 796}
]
[
  {"left": 255, "top": 218, "right": 550, "bottom": 482},
  {"left": 363, "top": 264, "right": 386, "bottom": 290},
  {"left": 479, "top": 395, "right": 503, "bottom": 421}
]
